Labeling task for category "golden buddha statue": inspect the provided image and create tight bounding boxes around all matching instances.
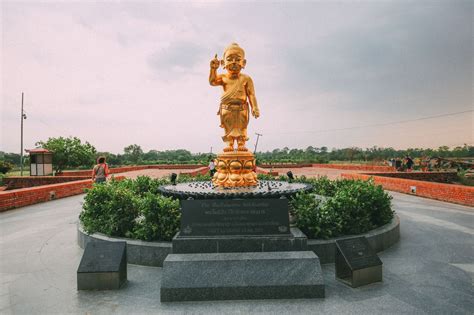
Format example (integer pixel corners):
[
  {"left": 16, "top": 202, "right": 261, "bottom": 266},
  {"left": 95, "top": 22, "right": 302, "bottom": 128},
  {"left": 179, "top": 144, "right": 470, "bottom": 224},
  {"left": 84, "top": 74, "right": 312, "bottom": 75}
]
[
  {"left": 209, "top": 43, "right": 260, "bottom": 187},
  {"left": 209, "top": 43, "right": 260, "bottom": 152}
]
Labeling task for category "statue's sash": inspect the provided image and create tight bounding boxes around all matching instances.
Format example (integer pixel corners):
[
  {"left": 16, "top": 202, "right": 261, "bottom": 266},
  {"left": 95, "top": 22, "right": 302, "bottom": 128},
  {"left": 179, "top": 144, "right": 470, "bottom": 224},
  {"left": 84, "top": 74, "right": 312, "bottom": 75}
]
[{"left": 220, "top": 76, "right": 243, "bottom": 105}]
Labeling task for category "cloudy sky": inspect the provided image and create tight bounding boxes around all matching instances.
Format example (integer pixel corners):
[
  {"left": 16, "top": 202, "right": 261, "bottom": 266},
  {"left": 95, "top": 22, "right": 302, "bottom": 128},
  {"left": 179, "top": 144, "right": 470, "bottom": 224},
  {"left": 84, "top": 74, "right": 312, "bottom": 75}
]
[{"left": 1, "top": 1, "right": 472, "bottom": 154}]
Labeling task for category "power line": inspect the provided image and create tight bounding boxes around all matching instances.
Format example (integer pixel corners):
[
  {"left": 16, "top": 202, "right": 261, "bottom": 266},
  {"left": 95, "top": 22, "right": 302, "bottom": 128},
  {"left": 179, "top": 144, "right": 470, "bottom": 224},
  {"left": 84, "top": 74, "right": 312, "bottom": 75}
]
[{"left": 268, "top": 110, "right": 473, "bottom": 135}]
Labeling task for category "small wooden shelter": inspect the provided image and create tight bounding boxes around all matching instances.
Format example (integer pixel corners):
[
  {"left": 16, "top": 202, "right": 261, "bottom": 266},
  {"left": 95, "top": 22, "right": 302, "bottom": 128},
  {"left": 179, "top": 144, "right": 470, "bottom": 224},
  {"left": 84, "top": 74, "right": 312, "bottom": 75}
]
[{"left": 26, "top": 148, "right": 53, "bottom": 176}]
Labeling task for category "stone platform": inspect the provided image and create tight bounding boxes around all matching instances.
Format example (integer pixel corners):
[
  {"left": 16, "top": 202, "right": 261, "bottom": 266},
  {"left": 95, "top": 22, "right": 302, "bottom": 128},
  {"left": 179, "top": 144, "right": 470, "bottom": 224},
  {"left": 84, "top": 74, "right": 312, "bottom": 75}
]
[
  {"left": 159, "top": 182, "right": 325, "bottom": 302},
  {"left": 160, "top": 251, "right": 324, "bottom": 302}
]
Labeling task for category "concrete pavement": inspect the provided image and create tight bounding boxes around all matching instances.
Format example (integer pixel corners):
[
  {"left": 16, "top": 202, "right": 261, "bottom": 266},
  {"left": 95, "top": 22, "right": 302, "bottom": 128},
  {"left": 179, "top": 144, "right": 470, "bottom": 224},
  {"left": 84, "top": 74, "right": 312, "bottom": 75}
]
[{"left": 0, "top": 191, "right": 473, "bottom": 314}]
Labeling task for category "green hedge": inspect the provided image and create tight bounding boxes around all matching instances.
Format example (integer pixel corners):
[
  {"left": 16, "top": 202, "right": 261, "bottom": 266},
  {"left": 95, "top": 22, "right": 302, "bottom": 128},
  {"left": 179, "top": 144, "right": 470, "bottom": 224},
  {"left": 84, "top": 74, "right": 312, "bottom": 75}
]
[
  {"left": 80, "top": 174, "right": 393, "bottom": 241},
  {"left": 290, "top": 176, "right": 393, "bottom": 239},
  {"left": 80, "top": 175, "right": 211, "bottom": 241}
]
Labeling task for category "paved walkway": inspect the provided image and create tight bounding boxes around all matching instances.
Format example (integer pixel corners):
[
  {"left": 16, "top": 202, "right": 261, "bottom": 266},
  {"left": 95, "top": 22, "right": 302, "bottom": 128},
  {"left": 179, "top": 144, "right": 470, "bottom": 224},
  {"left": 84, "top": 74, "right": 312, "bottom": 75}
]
[
  {"left": 114, "top": 168, "right": 191, "bottom": 180},
  {"left": 116, "top": 167, "right": 359, "bottom": 180},
  {"left": 1, "top": 192, "right": 473, "bottom": 314},
  {"left": 263, "top": 167, "right": 361, "bottom": 180}
]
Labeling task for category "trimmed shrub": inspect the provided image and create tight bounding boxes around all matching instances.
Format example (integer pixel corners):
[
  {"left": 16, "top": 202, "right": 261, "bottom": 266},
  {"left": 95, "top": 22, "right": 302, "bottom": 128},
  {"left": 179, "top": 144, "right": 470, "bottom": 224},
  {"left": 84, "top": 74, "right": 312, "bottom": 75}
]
[
  {"left": 80, "top": 175, "right": 202, "bottom": 242},
  {"left": 80, "top": 181, "right": 139, "bottom": 238},
  {"left": 290, "top": 177, "right": 393, "bottom": 239},
  {"left": 130, "top": 176, "right": 168, "bottom": 195},
  {"left": 290, "top": 192, "right": 343, "bottom": 239},
  {"left": 133, "top": 193, "right": 180, "bottom": 241}
]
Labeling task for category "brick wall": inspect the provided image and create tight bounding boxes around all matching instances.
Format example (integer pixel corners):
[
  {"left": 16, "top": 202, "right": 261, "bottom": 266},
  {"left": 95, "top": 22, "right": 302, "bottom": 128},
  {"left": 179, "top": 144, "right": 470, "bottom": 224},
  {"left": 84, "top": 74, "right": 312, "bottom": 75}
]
[
  {"left": 57, "top": 164, "right": 204, "bottom": 176},
  {"left": 149, "top": 164, "right": 203, "bottom": 170},
  {"left": 362, "top": 171, "right": 458, "bottom": 183},
  {"left": 256, "top": 167, "right": 279, "bottom": 176},
  {"left": 312, "top": 164, "right": 396, "bottom": 172},
  {"left": 260, "top": 163, "right": 313, "bottom": 168},
  {"left": 0, "top": 176, "right": 125, "bottom": 212},
  {"left": 179, "top": 167, "right": 209, "bottom": 177},
  {"left": 55, "top": 170, "right": 92, "bottom": 176},
  {"left": 341, "top": 173, "right": 474, "bottom": 207},
  {"left": 3, "top": 176, "right": 89, "bottom": 190}
]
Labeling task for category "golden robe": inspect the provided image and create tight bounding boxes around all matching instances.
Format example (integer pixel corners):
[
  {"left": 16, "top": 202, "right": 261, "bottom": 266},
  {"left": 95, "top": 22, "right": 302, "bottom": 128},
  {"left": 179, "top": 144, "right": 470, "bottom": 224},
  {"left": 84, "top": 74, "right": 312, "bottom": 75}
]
[{"left": 219, "top": 76, "right": 249, "bottom": 142}]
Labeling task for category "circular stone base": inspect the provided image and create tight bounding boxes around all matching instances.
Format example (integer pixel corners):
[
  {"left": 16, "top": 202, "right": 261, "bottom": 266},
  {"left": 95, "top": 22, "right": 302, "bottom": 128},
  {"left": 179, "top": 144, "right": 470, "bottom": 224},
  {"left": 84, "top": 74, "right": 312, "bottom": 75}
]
[
  {"left": 158, "top": 180, "right": 312, "bottom": 199},
  {"left": 77, "top": 215, "right": 400, "bottom": 267}
]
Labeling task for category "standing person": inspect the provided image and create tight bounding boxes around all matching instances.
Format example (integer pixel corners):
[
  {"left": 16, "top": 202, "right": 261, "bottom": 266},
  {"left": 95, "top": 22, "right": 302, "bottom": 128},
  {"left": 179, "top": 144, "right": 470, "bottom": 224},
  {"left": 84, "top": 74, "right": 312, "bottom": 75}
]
[
  {"left": 209, "top": 158, "right": 216, "bottom": 177},
  {"left": 405, "top": 155, "right": 414, "bottom": 172},
  {"left": 92, "top": 156, "right": 109, "bottom": 184},
  {"left": 395, "top": 158, "right": 402, "bottom": 171}
]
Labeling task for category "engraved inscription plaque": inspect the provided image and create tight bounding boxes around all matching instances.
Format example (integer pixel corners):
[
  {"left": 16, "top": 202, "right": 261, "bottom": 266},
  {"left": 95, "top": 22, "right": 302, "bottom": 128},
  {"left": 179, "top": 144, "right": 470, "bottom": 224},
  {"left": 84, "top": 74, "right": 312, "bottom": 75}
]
[
  {"left": 335, "top": 237, "right": 382, "bottom": 287},
  {"left": 179, "top": 198, "right": 290, "bottom": 236}
]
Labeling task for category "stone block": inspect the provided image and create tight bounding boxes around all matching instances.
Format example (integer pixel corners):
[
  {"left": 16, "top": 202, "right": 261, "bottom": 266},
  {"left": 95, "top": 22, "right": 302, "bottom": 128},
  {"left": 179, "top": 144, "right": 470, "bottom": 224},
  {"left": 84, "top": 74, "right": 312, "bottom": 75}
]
[
  {"left": 172, "top": 227, "right": 307, "bottom": 254},
  {"left": 160, "top": 251, "right": 324, "bottom": 302},
  {"left": 77, "top": 241, "right": 127, "bottom": 290}
]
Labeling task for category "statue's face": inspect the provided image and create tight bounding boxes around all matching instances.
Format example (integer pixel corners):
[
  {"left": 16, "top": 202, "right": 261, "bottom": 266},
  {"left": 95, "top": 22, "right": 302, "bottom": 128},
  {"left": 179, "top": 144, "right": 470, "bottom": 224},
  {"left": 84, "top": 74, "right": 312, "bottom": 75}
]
[{"left": 224, "top": 51, "right": 246, "bottom": 75}]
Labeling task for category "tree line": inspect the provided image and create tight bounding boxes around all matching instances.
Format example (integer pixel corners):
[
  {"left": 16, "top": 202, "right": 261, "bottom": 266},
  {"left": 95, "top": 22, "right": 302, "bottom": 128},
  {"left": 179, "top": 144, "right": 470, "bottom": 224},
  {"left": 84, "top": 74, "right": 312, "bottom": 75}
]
[
  {"left": 0, "top": 136, "right": 472, "bottom": 173},
  {"left": 255, "top": 145, "right": 474, "bottom": 164}
]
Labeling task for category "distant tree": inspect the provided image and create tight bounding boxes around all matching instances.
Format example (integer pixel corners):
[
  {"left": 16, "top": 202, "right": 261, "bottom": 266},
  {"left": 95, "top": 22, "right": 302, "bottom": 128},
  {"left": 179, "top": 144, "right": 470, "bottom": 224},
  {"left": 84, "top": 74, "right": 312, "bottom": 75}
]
[
  {"left": 436, "top": 146, "right": 450, "bottom": 158},
  {"left": 143, "top": 150, "right": 159, "bottom": 161},
  {"left": 36, "top": 137, "right": 96, "bottom": 173},
  {"left": 123, "top": 144, "right": 144, "bottom": 164},
  {"left": 344, "top": 147, "right": 360, "bottom": 163},
  {"left": 0, "top": 160, "right": 14, "bottom": 174},
  {"left": 0, "top": 152, "right": 21, "bottom": 166}
]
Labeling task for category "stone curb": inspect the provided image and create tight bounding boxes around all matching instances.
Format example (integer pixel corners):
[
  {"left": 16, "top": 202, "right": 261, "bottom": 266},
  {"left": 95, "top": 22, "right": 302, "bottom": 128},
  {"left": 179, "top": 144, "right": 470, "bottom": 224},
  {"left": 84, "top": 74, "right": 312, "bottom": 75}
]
[
  {"left": 307, "top": 215, "right": 400, "bottom": 263},
  {"left": 77, "top": 226, "right": 172, "bottom": 267},
  {"left": 77, "top": 215, "right": 400, "bottom": 266}
]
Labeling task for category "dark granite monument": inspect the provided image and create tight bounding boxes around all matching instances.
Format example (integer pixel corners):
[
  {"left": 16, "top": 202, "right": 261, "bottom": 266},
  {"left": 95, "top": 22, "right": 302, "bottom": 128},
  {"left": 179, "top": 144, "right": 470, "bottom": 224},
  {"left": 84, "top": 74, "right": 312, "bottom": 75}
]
[
  {"left": 159, "top": 181, "right": 325, "bottom": 301},
  {"left": 335, "top": 236, "right": 383, "bottom": 287},
  {"left": 77, "top": 241, "right": 127, "bottom": 290},
  {"left": 179, "top": 198, "right": 290, "bottom": 236}
]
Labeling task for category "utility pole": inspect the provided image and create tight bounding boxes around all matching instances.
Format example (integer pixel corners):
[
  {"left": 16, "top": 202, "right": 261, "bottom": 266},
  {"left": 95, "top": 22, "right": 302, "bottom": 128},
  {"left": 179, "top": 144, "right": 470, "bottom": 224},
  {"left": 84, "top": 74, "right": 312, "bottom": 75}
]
[
  {"left": 20, "top": 92, "right": 26, "bottom": 176},
  {"left": 210, "top": 146, "right": 213, "bottom": 154},
  {"left": 254, "top": 133, "right": 263, "bottom": 154}
]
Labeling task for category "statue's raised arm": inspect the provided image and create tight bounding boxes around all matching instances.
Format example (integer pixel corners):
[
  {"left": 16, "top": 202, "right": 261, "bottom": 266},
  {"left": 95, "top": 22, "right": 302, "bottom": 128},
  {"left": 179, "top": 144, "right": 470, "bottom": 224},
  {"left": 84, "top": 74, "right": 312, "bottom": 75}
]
[{"left": 209, "top": 54, "right": 222, "bottom": 86}]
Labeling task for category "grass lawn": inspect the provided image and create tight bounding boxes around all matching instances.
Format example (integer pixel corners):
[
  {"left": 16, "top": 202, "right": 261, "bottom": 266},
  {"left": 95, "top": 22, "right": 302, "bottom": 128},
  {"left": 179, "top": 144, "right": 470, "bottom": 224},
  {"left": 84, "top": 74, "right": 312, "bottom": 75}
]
[{"left": 5, "top": 170, "right": 31, "bottom": 177}]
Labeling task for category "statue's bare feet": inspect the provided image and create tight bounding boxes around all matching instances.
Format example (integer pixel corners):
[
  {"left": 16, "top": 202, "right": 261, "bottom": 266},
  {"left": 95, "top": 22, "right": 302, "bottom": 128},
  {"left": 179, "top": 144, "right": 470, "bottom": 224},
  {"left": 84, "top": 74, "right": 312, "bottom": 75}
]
[
  {"left": 237, "top": 146, "right": 248, "bottom": 152},
  {"left": 224, "top": 146, "right": 234, "bottom": 152}
]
